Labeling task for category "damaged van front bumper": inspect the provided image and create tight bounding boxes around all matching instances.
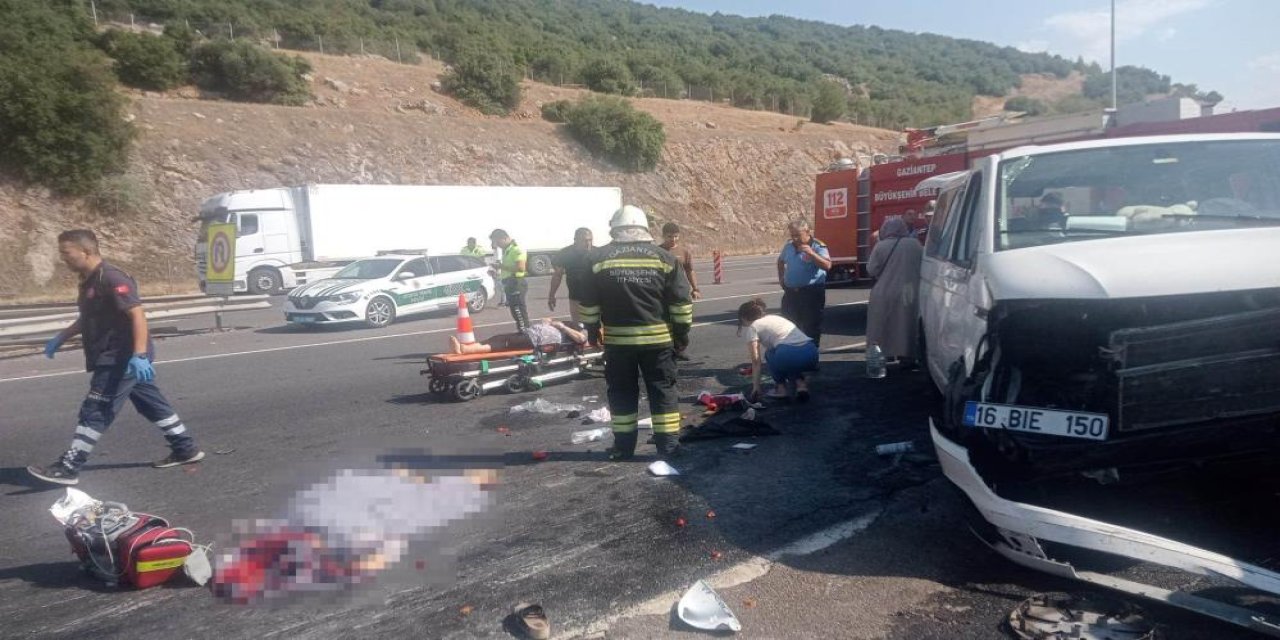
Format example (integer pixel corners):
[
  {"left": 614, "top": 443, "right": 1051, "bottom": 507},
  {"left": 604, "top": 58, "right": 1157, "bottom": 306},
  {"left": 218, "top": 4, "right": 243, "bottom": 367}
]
[{"left": 932, "top": 421, "right": 1280, "bottom": 636}]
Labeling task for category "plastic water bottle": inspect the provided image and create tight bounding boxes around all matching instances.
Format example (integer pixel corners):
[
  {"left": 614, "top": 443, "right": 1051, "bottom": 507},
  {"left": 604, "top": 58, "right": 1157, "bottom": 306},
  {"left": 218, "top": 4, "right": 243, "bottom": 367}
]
[
  {"left": 866, "top": 343, "right": 887, "bottom": 379},
  {"left": 571, "top": 427, "right": 610, "bottom": 444}
]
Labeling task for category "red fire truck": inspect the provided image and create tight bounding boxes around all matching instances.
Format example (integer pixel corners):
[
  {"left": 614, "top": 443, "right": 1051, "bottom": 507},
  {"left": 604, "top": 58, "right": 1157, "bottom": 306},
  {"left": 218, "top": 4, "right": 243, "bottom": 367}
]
[{"left": 815, "top": 98, "right": 1280, "bottom": 283}]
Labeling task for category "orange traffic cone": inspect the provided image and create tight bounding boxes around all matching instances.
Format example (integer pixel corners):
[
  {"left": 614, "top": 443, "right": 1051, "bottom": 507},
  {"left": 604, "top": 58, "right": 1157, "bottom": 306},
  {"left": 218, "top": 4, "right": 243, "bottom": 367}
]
[{"left": 456, "top": 293, "right": 476, "bottom": 344}]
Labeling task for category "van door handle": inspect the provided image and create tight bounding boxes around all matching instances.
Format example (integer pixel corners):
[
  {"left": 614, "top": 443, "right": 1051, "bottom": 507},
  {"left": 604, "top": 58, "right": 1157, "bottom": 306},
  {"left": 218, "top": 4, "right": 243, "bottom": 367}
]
[{"left": 253, "top": 248, "right": 264, "bottom": 253}]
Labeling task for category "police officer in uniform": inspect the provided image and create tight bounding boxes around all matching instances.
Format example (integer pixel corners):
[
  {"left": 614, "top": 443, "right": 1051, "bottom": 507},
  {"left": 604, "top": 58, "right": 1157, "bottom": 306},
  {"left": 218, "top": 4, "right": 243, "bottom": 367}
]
[
  {"left": 578, "top": 206, "right": 693, "bottom": 461},
  {"left": 489, "top": 228, "right": 529, "bottom": 332},
  {"left": 28, "top": 230, "right": 204, "bottom": 485}
]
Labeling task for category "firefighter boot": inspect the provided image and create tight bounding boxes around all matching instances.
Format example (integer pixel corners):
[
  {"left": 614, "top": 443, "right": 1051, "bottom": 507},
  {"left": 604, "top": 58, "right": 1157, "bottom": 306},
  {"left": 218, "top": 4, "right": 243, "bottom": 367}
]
[
  {"left": 607, "top": 432, "right": 638, "bottom": 461},
  {"left": 653, "top": 433, "right": 682, "bottom": 460}
]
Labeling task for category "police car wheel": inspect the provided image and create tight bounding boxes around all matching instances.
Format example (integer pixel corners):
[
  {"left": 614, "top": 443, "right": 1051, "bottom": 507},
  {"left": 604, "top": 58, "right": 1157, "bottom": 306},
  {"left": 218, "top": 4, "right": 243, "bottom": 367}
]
[
  {"left": 364, "top": 297, "right": 396, "bottom": 328},
  {"left": 466, "top": 289, "right": 488, "bottom": 314}
]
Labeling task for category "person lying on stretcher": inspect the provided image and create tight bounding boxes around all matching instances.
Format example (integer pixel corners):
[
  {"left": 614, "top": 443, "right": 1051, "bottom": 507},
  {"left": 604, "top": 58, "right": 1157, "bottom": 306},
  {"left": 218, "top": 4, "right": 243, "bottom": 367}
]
[{"left": 448, "top": 318, "right": 589, "bottom": 355}]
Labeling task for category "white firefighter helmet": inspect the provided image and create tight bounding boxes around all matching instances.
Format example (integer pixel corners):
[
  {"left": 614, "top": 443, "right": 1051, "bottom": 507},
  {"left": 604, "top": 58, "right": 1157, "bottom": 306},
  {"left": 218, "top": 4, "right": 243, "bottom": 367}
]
[{"left": 609, "top": 205, "right": 653, "bottom": 242}]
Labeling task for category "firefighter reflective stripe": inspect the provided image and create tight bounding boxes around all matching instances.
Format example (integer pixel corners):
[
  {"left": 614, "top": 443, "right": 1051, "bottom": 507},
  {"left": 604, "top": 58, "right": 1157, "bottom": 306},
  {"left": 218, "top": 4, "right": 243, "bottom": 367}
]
[
  {"left": 612, "top": 412, "right": 639, "bottom": 433},
  {"left": 606, "top": 324, "right": 670, "bottom": 336},
  {"left": 603, "top": 323, "right": 671, "bottom": 346},
  {"left": 668, "top": 302, "right": 694, "bottom": 324},
  {"left": 579, "top": 303, "right": 601, "bottom": 324},
  {"left": 592, "top": 258, "right": 674, "bottom": 274},
  {"left": 136, "top": 557, "right": 187, "bottom": 572},
  {"left": 651, "top": 412, "right": 682, "bottom": 434}
]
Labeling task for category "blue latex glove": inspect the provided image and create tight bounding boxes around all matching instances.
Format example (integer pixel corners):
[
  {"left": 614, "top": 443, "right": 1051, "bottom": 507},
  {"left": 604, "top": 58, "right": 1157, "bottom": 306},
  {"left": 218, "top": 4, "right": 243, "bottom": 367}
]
[
  {"left": 44, "top": 335, "right": 66, "bottom": 359},
  {"left": 127, "top": 355, "right": 155, "bottom": 382}
]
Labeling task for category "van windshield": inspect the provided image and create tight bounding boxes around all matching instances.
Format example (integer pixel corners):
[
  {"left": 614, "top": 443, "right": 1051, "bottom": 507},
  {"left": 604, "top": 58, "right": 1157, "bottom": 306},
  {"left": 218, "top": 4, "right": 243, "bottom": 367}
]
[
  {"left": 995, "top": 139, "right": 1280, "bottom": 251},
  {"left": 333, "top": 259, "right": 401, "bottom": 280}
]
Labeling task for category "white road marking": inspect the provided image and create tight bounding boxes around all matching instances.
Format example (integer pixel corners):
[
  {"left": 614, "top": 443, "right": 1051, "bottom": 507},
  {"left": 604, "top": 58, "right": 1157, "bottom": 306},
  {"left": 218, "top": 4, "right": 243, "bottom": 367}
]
[
  {"left": 1, "top": 291, "right": 868, "bottom": 384},
  {"left": 562, "top": 508, "right": 884, "bottom": 639}
]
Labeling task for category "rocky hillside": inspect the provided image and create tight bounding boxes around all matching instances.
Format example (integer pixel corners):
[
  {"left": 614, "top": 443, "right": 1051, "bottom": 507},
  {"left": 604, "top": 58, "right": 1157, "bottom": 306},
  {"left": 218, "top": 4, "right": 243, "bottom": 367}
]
[{"left": 0, "top": 53, "right": 898, "bottom": 299}]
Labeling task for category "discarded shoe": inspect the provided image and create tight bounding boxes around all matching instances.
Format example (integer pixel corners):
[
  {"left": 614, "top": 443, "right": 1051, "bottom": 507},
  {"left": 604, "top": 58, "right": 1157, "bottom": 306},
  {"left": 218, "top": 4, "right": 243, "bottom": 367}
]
[{"left": 512, "top": 602, "right": 550, "bottom": 640}]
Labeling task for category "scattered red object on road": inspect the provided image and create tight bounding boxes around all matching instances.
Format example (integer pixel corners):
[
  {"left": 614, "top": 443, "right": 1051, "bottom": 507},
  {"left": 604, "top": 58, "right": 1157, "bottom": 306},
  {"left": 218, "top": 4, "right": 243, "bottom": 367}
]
[
  {"left": 710, "top": 550, "right": 723, "bottom": 560},
  {"left": 531, "top": 450, "right": 549, "bottom": 461},
  {"left": 675, "top": 517, "right": 687, "bottom": 528},
  {"left": 706, "top": 510, "right": 717, "bottom": 519}
]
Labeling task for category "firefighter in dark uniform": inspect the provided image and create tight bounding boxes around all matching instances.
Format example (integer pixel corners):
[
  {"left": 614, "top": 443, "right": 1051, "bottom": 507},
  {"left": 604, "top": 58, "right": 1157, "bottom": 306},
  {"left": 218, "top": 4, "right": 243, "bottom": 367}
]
[
  {"left": 27, "top": 230, "right": 204, "bottom": 485},
  {"left": 578, "top": 206, "right": 694, "bottom": 460}
]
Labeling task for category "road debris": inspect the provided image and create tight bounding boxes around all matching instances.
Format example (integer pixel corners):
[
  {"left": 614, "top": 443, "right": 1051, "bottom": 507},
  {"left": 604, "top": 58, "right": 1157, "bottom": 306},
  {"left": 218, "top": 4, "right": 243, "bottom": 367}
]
[
  {"left": 680, "top": 417, "right": 780, "bottom": 442},
  {"left": 214, "top": 448, "right": 236, "bottom": 455},
  {"left": 874, "top": 441, "right": 915, "bottom": 456},
  {"left": 648, "top": 460, "right": 680, "bottom": 476},
  {"left": 677, "top": 579, "right": 741, "bottom": 632},
  {"left": 531, "top": 450, "right": 549, "bottom": 461},
  {"left": 706, "top": 510, "right": 716, "bottom": 519},
  {"left": 571, "top": 427, "right": 610, "bottom": 444},
  {"left": 510, "top": 398, "right": 585, "bottom": 414},
  {"left": 459, "top": 604, "right": 475, "bottom": 617},
  {"left": 1008, "top": 593, "right": 1154, "bottom": 640},
  {"left": 731, "top": 443, "right": 758, "bottom": 450},
  {"left": 585, "top": 407, "right": 612, "bottom": 424},
  {"left": 676, "top": 517, "right": 687, "bottom": 527},
  {"left": 512, "top": 602, "right": 551, "bottom": 640}
]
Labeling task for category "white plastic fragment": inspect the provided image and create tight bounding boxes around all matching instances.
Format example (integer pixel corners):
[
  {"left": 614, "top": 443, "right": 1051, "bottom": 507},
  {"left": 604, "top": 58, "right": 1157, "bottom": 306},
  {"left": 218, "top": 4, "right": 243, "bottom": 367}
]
[
  {"left": 50, "top": 488, "right": 99, "bottom": 525},
  {"left": 677, "top": 580, "right": 742, "bottom": 632},
  {"left": 648, "top": 460, "right": 680, "bottom": 477}
]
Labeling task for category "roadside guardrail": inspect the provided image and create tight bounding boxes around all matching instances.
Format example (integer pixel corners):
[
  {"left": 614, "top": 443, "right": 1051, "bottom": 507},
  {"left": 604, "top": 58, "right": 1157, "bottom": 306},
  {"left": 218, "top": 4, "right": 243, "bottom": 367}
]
[
  {"left": 0, "top": 294, "right": 210, "bottom": 319},
  {"left": 0, "top": 295, "right": 272, "bottom": 341}
]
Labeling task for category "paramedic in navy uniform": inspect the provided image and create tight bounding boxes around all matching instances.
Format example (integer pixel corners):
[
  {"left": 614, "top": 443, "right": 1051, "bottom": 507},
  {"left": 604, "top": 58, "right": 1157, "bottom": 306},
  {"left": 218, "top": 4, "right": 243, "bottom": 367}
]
[{"left": 28, "top": 230, "right": 205, "bottom": 485}]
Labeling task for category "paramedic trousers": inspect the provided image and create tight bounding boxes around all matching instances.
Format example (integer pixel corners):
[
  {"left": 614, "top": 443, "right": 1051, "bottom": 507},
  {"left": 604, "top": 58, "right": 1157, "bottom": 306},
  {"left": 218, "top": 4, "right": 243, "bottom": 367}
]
[
  {"left": 502, "top": 277, "right": 529, "bottom": 333},
  {"left": 64, "top": 365, "right": 198, "bottom": 470},
  {"left": 781, "top": 284, "right": 826, "bottom": 347},
  {"left": 604, "top": 346, "right": 681, "bottom": 438}
]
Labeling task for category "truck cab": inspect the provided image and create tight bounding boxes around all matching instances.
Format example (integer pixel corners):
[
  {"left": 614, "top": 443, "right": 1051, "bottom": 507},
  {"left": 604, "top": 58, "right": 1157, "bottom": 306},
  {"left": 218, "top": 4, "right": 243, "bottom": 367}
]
[{"left": 196, "top": 188, "right": 303, "bottom": 294}]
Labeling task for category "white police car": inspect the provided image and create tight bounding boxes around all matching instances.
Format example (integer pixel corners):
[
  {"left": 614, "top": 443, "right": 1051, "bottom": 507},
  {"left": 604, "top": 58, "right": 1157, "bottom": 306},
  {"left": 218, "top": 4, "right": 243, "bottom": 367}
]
[{"left": 284, "top": 254, "right": 494, "bottom": 329}]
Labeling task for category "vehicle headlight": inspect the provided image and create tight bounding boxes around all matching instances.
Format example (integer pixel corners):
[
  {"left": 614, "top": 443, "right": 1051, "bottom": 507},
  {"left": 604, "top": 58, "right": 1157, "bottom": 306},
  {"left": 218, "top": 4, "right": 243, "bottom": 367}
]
[{"left": 326, "top": 291, "right": 362, "bottom": 304}]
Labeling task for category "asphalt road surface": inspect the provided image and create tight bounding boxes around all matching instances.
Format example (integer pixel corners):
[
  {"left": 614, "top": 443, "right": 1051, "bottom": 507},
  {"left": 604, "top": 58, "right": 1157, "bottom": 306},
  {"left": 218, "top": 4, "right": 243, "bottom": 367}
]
[{"left": 2, "top": 254, "right": 1275, "bottom": 639}]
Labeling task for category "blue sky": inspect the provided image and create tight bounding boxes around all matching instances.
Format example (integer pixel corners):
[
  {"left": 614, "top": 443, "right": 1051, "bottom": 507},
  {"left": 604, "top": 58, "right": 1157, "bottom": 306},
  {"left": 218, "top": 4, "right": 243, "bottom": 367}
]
[{"left": 643, "top": 0, "right": 1280, "bottom": 111}]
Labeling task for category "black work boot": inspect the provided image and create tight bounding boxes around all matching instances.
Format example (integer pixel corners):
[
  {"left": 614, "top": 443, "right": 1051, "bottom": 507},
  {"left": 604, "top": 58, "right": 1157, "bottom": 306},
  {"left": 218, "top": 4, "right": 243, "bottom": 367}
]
[
  {"left": 653, "top": 433, "right": 683, "bottom": 460},
  {"left": 607, "top": 432, "right": 638, "bottom": 461}
]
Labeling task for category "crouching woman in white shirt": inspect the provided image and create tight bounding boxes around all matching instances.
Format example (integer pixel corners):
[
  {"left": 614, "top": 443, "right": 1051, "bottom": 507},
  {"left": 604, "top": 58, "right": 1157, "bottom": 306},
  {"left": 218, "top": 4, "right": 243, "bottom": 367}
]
[{"left": 737, "top": 298, "right": 819, "bottom": 403}]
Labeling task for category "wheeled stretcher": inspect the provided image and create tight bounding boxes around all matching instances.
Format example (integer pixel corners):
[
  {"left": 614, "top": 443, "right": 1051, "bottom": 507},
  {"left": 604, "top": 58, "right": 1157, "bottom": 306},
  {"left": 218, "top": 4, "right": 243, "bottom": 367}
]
[{"left": 422, "top": 343, "right": 604, "bottom": 401}]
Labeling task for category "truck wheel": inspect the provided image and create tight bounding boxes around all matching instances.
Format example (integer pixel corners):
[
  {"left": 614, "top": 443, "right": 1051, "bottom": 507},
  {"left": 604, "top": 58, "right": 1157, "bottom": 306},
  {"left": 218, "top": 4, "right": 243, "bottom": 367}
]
[
  {"left": 466, "top": 289, "right": 488, "bottom": 314},
  {"left": 528, "top": 254, "right": 554, "bottom": 276},
  {"left": 248, "top": 268, "right": 282, "bottom": 295},
  {"left": 364, "top": 296, "right": 396, "bottom": 328}
]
